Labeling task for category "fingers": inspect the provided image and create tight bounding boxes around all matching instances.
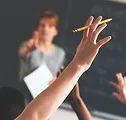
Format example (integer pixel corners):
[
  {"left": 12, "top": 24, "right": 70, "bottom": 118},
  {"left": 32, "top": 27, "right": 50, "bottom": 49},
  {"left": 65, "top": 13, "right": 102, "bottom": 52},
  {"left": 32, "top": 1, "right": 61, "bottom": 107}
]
[
  {"left": 91, "top": 23, "right": 107, "bottom": 44},
  {"left": 97, "top": 36, "right": 111, "bottom": 47},
  {"left": 86, "top": 16, "right": 111, "bottom": 46},
  {"left": 91, "top": 16, "right": 102, "bottom": 32},
  {"left": 116, "top": 73, "right": 124, "bottom": 85},
  {"left": 109, "top": 81, "right": 120, "bottom": 91},
  {"left": 83, "top": 16, "right": 94, "bottom": 40},
  {"left": 82, "top": 16, "right": 111, "bottom": 47},
  {"left": 116, "top": 73, "right": 123, "bottom": 81},
  {"left": 74, "top": 16, "right": 112, "bottom": 71},
  {"left": 88, "top": 16, "right": 102, "bottom": 41},
  {"left": 110, "top": 73, "right": 126, "bottom": 104},
  {"left": 79, "top": 16, "right": 94, "bottom": 51}
]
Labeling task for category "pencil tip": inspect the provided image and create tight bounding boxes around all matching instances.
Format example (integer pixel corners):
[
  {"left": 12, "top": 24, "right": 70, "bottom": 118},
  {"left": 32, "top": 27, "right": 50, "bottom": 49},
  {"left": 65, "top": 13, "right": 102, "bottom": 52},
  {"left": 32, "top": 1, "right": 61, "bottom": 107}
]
[{"left": 73, "top": 30, "right": 78, "bottom": 32}]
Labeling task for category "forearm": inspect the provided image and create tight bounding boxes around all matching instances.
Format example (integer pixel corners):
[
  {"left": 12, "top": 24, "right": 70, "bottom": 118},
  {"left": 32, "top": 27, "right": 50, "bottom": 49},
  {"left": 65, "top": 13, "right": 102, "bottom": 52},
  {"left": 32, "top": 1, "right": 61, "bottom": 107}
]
[
  {"left": 70, "top": 96, "right": 92, "bottom": 120},
  {"left": 16, "top": 60, "right": 87, "bottom": 120}
]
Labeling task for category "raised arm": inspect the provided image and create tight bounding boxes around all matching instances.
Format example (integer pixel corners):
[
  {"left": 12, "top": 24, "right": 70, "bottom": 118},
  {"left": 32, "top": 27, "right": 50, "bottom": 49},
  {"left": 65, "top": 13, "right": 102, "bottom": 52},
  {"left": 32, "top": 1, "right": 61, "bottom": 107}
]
[
  {"left": 67, "top": 82, "right": 93, "bottom": 120},
  {"left": 16, "top": 16, "right": 111, "bottom": 120}
]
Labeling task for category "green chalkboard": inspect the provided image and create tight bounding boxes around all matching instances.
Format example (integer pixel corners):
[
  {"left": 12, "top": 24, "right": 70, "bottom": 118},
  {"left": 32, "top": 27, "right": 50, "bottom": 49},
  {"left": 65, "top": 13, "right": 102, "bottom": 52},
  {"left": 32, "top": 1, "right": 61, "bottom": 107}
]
[{"left": 61, "top": 0, "right": 126, "bottom": 117}]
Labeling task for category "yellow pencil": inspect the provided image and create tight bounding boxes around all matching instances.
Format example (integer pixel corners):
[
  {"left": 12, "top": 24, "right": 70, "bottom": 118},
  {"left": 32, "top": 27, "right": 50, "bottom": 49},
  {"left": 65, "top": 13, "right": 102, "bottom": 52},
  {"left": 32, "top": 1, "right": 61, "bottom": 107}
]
[{"left": 73, "top": 18, "right": 112, "bottom": 32}]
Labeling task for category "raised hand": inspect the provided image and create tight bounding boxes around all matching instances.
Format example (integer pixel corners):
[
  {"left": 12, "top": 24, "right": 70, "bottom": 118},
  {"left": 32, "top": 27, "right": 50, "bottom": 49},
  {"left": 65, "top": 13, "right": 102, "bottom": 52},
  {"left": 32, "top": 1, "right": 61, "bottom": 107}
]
[
  {"left": 67, "top": 83, "right": 93, "bottom": 120},
  {"left": 73, "top": 16, "right": 111, "bottom": 71},
  {"left": 19, "top": 30, "right": 40, "bottom": 57},
  {"left": 110, "top": 73, "right": 126, "bottom": 104}
]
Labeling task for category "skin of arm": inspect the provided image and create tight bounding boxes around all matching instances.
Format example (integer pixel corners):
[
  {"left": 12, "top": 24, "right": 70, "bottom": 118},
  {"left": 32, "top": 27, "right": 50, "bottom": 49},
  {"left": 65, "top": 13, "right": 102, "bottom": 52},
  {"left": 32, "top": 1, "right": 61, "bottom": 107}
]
[
  {"left": 57, "top": 65, "right": 92, "bottom": 120},
  {"left": 16, "top": 16, "right": 111, "bottom": 120},
  {"left": 67, "top": 83, "right": 93, "bottom": 120}
]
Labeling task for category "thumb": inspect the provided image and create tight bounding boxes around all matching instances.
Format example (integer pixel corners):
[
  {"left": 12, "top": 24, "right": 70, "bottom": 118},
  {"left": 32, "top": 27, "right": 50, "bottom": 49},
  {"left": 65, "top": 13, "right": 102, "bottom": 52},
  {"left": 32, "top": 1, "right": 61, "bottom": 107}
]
[{"left": 97, "top": 36, "right": 111, "bottom": 48}]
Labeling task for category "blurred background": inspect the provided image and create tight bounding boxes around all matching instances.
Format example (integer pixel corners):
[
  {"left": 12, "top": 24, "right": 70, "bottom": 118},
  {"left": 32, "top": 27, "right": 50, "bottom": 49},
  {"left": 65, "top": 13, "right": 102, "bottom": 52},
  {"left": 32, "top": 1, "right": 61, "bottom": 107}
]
[{"left": 0, "top": 0, "right": 126, "bottom": 119}]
